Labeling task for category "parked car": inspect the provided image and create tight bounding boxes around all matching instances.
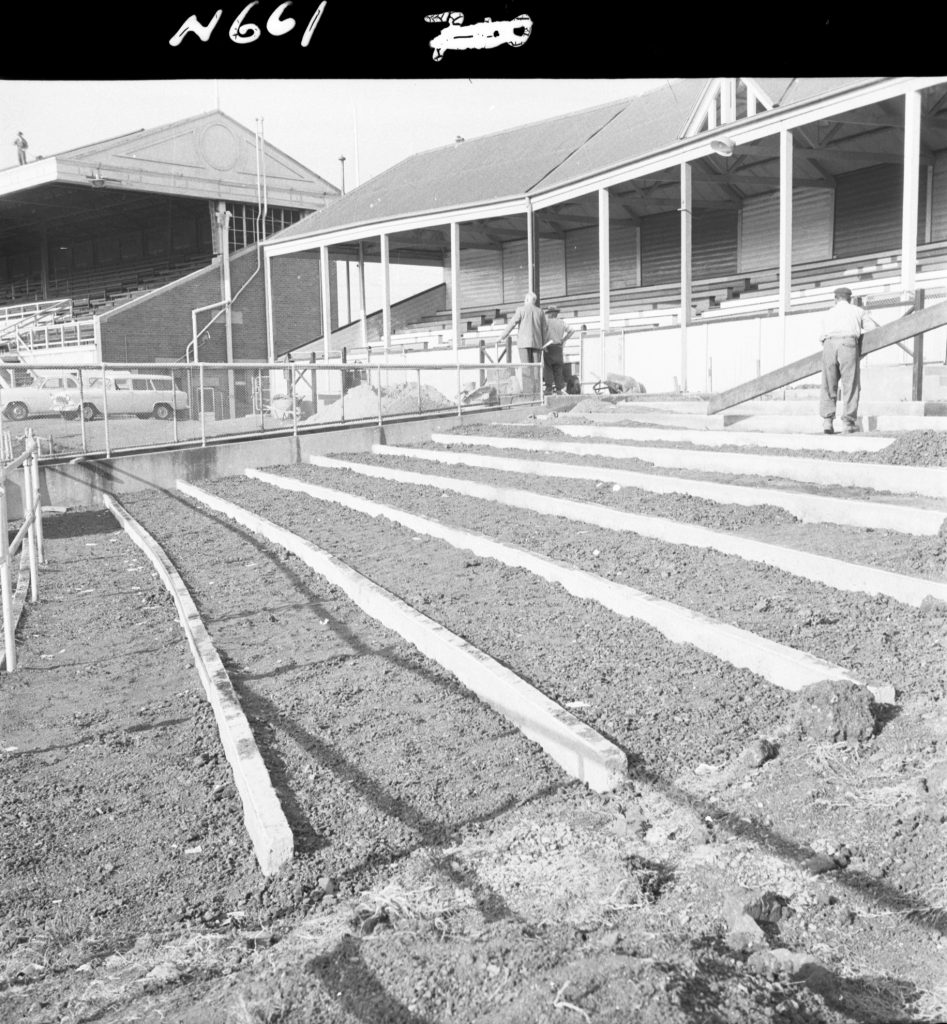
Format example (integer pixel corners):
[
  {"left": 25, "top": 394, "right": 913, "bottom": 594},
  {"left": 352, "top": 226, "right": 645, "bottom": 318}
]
[
  {"left": 0, "top": 374, "right": 82, "bottom": 421},
  {"left": 56, "top": 373, "right": 190, "bottom": 421}
]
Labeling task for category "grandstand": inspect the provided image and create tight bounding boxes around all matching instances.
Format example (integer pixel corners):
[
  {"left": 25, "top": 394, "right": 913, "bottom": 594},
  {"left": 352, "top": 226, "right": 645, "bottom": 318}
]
[
  {"left": 264, "top": 77, "right": 947, "bottom": 401},
  {"left": 0, "top": 110, "right": 339, "bottom": 367}
]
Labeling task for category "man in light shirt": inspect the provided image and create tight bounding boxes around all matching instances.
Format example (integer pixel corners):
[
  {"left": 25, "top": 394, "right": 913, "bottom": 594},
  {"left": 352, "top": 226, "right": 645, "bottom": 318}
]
[{"left": 818, "top": 286, "right": 877, "bottom": 434}]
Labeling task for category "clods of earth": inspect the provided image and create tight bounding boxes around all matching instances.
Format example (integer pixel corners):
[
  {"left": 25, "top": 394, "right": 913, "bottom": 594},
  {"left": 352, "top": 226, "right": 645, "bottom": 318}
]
[{"left": 1, "top": 434, "right": 946, "bottom": 1023}]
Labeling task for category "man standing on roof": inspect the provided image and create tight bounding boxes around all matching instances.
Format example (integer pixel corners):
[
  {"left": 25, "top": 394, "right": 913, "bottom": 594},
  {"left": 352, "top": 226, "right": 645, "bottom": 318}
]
[
  {"left": 542, "top": 306, "right": 573, "bottom": 395},
  {"left": 497, "top": 291, "right": 548, "bottom": 397},
  {"left": 14, "top": 132, "right": 28, "bottom": 165},
  {"left": 818, "top": 286, "right": 878, "bottom": 434}
]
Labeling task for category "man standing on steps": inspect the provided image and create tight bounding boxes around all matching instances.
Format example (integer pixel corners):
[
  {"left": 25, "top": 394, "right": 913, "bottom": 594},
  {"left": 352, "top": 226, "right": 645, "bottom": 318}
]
[
  {"left": 497, "top": 291, "right": 548, "bottom": 398},
  {"left": 13, "top": 132, "right": 28, "bottom": 165},
  {"left": 818, "top": 286, "right": 877, "bottom": 434},
  {"left": 542, "top": 306, "right": 573, "bottom": 395}
]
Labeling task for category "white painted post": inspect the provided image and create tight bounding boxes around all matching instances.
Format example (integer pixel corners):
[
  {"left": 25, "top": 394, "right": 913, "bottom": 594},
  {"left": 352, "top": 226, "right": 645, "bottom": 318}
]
[
  {"left": 0, "top": 479, "right": 14, "bottom": 671},
  {"left": 680, "top": 162, "right": 692, "bottom": 393},
  {"left": 381, "top": 233, "right": 391, "bottom": 352},
  {"left": 779, "top": 129, "right": 793, "bottom": 366},
  {"left": 901, "top": 89, "right": 921, "bottom": 299},
  {"left": 320, "top": 246, "right": 332, "bottom": 361},
  {"left": 27, "top": 430, "right": 43, "bottom": 564},
  {"left": 357, "top": 240, "right": 368, "bottom": 348},
  {"left": 22, "top": 450, "right": 37, "bottom": 604},
  {"left": 199, "top": 364, "right": 207, "bottom": 447},
  {"left": 450, "top": 222, "right": 461, "bottom": 352},
  {"left": 598, "top": 188, "right": 610, "bottom": 331},
  {"left": 292, "top": 366, "right": 299, "bottom": 438}
]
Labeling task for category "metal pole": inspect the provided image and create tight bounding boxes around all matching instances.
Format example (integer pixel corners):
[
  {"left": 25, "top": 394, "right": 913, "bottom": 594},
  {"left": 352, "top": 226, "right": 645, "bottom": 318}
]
[
  {"left": 376, "top": 365, "right": 383, "bottom": 427},
  {"left": 457, "top": 361, "right": 462, "bottom": 419},
  {"left": 0, "top": 480, "right": 15, "bottom": 671},
  {"left": 199, "top": 364, "right": 207, "bottom": 447},
  {"left": 27, "top": 429, "right": 43, "bottom": 564},
  {"left": 100, "top": 364, "right": 111, "bottom": 459},
  {"left": 171, "top": 369, "right": 179, "bottom": 444},
  {"left": 292, "top": 367, "right": 299, "bottom": 438},
  {"left": 22, "top": 449, "right": 38, "bottom": 603},
  {"left": 78, "top": 369, "right": 87, "bottom": 454}
]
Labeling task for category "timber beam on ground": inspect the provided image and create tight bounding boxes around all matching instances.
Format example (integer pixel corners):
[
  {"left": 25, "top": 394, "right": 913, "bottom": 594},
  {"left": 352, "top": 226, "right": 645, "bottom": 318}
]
[
  {"left": 429, "top": 434, "right": 947, "bottom": 500},
  {"left": 175, "top": 480, "right": 628, "bottom": 794},
  {"left": 372, "top": 445, "right": 946, "bottom": 536},
  {"left": 707, "top": 298, "right": 947, "bottom": 414},
  {"left": 102, "top": 494, "right": 294, "bottom": 876},
  {"left": 312, "top": 453, "right": 947, "bottom": 609},
  {"left": 255, "top": 467, "right": 893, "bottom": 704}
]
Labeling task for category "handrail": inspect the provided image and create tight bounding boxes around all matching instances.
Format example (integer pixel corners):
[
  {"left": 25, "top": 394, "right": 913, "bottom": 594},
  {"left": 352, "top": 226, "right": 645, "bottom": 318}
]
[{"left": 0, "top": 428, "right": 44, "bottom": 670}]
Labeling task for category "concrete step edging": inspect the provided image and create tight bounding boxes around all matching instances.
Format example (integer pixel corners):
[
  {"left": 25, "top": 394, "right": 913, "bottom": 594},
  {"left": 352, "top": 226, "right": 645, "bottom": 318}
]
[
  {"left": 556, "top": 424, "right": 894, "bottom": 453},
  {"left": 375, "top": 445, "right": 945, "bottom": 537},
  {"left": 267, "top": 465, "right": 894, "bottom": 705},
  {"left": 102, "top": 494, "right": 294, "bottom": 877},
  {"left": 430, "top": 434, "right": 947, "bottom": 499},
  {"left": 176, "top": 480, "right": 628, "bottom": 794},
  {"left": 372, "top": 446, "right": 947, "bottom": 608}
]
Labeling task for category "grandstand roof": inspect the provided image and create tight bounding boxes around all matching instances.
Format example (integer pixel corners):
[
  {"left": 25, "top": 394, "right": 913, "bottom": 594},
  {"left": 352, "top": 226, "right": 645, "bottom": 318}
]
[
  {"left": 0, "top": 110, "right": 339, "bottom": 210},
  {"left": 269, "top": 76, "right": 884, "bottom": 245}
]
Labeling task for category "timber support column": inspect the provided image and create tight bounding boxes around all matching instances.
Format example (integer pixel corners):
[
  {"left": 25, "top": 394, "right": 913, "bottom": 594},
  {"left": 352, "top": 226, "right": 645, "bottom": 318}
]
[
  {"left": 778, "top": 129, "right": 793, "bottom": 367},
  {"left": 450, "top": 221, "right": 460, "bottom": 352},
  {"left": 901, "top": 88, "right": 921, "bottom": 300},
  {"left": 598, "top": 188, "right": 610, "bottom": 332},
  {"left": 679, "top": 163, "right": 692, "bottom": 393},
  {"left": 527, "top": 200, "right": 539, "bottom": 301}
]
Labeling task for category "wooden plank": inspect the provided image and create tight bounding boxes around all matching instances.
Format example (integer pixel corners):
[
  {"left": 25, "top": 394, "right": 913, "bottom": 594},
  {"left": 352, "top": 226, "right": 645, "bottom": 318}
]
[{"left": 708, "top": 299, "right": 947, "bottom": 414}]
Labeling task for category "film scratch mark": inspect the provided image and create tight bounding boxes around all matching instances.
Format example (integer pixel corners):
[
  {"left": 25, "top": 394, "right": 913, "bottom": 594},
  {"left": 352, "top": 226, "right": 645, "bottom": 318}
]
[{"left": 424, "top": 11, "right": 533, "bottom": 60}]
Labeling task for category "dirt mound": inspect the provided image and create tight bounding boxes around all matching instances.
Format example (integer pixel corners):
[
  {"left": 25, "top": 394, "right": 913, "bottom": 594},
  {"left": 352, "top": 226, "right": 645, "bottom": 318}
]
[
  {"left": 854, "top": 430, "right": 947, "bottom": 467},
  {"left": 303, "top": 383, "right": 451, "bottom": 425}
]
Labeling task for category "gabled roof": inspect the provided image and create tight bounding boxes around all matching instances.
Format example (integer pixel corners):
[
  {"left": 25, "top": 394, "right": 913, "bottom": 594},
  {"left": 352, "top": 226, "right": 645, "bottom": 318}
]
[
  {"left": 272, "top": 97, "right": 633, "bottom": 240},
  {"left": 268, "top": 76, "right": 892, "bottom": 246},
  {"left": 1, "top": 110, "right": 339, "bottom": 209}
]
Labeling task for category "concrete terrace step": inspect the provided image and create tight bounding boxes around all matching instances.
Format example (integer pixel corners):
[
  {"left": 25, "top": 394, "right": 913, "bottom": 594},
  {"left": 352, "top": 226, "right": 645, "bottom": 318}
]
[{"left": 555, "top": 424, "right": 894, "bottom": 453}]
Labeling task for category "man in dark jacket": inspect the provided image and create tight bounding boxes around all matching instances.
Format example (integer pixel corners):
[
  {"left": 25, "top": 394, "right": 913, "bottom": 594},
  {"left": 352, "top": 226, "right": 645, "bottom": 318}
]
[{"left": 498, "top": 291, "right": 547, "bottom": 397}]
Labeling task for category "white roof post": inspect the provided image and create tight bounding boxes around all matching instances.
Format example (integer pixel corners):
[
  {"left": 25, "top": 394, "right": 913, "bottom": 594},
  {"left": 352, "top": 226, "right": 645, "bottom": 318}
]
[
  {"left": 381, "top": 232, "right": 391, "bottom": 352},
  {"left": 320, "top": 245, "right": 332, "bottom": 360},
  {"left": 598, "top": 187, "right": 611, "bottom": 331},
  {"left": 450, "top": 221, "right": 460, "bottom": 352},
  {"left": 901, "top": 88, "right": 921, "bottom": 299},
  {"left": 778, "top": 128, "right": 794, "bottom": 365},
  {"left": 680, "top": 162, "right": 692, "bottom": 393}
]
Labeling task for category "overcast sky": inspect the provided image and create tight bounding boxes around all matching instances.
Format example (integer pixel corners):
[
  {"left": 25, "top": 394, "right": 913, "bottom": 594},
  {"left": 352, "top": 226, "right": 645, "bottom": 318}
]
[{"left": 0, "top": 78, "right": 672, "bottom": 188}]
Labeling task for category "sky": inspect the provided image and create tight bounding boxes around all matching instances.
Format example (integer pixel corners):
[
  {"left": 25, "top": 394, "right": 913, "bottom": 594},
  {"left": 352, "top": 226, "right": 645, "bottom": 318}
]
[{"left": 0, "top": 78, "right": 672, "bottom": 188}]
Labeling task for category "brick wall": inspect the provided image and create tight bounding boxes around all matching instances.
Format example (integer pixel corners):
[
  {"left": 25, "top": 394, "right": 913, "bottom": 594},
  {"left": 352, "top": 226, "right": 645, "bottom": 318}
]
[{"left": 99, "top": 248, "right": 325, "bottom": 364}]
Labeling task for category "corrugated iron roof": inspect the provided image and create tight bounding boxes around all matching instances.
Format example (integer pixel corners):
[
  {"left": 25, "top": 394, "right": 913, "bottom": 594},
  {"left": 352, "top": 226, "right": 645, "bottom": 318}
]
[
  {"left": 270, "top": 77, "right": 890, "bottom": 245},
  {"left": 530, "top": 80, "right": 707, "bottom": 193},
  {"left": 273, "top": 96, "right": 632, "bottom": 242}
]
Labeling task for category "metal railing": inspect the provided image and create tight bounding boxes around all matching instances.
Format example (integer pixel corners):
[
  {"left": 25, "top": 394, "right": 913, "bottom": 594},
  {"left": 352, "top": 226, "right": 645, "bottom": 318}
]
[
  {"left": 5, "top": 358, "right": 544, "bottom": 462},
  {"left": 0, "top": 428, "right": 44, "bottom": 670}
]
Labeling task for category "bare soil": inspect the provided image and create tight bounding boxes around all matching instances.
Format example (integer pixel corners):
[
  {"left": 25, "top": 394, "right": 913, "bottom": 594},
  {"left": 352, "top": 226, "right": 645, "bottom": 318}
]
[{"left": 1, "top": 437, "right": 946, "bottom": 1023}]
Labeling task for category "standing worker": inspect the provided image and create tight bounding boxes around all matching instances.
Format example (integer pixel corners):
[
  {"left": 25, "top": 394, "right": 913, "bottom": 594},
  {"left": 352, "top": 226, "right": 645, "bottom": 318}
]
[
  {"left": 818, "top": 286, "right": 877, "bottom": 434},
  {"left": 542, "top": 306, "right": 573, "bottom": 395},
  {"left": 13, "top": 132, "right": 28, "bottom": 165},
  {"left": 497, "top": 291, "right": 548, "bottom": 398}
]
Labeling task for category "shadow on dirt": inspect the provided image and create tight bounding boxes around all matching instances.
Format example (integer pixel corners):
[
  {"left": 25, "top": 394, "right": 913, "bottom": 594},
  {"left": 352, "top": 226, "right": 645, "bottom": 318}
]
[{"left": 307, "top": 934, "right": 431, "bottom": 1024}]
